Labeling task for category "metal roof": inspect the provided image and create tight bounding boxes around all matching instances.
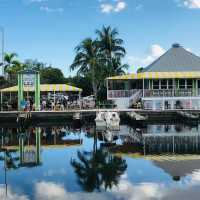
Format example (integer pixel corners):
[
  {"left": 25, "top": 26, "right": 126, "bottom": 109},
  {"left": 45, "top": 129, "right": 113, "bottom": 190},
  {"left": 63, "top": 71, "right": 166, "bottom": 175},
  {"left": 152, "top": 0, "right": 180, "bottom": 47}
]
[
  {"left": 17, "top": 69, "right": 39, "bottom": 74},
  {"left": 142, "top": 44, "right": 200, "bottom": 72}
]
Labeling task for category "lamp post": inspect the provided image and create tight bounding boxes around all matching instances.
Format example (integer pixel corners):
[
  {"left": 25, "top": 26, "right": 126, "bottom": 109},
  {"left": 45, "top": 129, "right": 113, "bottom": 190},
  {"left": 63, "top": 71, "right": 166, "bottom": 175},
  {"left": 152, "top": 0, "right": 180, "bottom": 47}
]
[{"left": 0, "top": 27, "right": 4, "bottom": 77}]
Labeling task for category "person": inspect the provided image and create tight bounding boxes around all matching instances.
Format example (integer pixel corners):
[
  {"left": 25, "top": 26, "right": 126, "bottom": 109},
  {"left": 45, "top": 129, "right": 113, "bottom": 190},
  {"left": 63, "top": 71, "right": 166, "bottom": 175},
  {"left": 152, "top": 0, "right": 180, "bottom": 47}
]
[
  {"left": 42, "top": 99, "right": 46, "bottom": 110},
  {"left": 51, "top": 100, "right": 55, "bottom": 110},
  {"left": 60, "top": 100, "right": 64, "bottom": 111},
  {"left": 21, "top": 99, "right": 26, "bottom": 112},
  {"left": 26, "top": 99, "right": 30, "bottom": 112}
]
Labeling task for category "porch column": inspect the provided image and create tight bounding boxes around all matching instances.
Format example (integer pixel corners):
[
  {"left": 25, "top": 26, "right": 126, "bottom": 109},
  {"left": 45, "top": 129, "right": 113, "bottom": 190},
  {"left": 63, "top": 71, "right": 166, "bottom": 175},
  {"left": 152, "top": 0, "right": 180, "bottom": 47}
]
[
  {"left": 35, "top": 73, "right": 40, "bottom": 111},
  {"left": 1, "top": 91, "right": 2, "bottom": 111},
  {"left": 106, "top": 79, "right": 108, "bottom": 99},
  {"left": 54, "top": 91, "right": 55, "bottom": 111},
  {"left": 18, "top": 73, "right": 23, "bottom": 111},
  {"left": 36, "top": 128, "right": 41, "bottom": 164},
  {"left": 143, "top": 79, "right": 144, "bottom": 98},
  {"left": 79, "top": 91, "right": 82, "bottom": 109}
]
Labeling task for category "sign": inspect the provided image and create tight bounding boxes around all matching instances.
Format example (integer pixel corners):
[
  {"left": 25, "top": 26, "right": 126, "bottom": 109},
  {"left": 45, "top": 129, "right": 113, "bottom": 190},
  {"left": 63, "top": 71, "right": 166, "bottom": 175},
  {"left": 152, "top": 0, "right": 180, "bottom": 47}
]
[{"left": 23, "top": 74, "right": 35, "bottom": 87}]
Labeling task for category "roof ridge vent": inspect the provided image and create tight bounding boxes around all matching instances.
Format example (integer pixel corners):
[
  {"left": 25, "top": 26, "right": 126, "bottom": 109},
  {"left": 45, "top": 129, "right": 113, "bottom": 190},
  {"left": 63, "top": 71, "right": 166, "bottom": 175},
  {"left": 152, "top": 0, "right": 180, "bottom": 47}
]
[{"left": 172, "top": 43, "right": 180, "bottom": 47}]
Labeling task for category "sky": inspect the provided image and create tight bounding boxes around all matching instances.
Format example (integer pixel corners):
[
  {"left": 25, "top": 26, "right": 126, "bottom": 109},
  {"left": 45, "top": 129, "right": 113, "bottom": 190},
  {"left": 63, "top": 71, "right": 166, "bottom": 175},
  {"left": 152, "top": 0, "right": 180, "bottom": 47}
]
[{"left": 0, "top": 0, "right": 200, "bottom": 77}]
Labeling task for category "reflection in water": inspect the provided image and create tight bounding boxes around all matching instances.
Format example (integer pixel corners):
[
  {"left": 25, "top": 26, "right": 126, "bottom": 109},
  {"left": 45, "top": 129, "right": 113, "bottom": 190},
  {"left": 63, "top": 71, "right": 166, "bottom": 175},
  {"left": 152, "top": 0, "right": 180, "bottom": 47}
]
[
  {"left": 1, "top": 122, "right": 200, "bottom": 199},
  {"left": 71, "top": 133, "right": 127, "bottom": 192}
]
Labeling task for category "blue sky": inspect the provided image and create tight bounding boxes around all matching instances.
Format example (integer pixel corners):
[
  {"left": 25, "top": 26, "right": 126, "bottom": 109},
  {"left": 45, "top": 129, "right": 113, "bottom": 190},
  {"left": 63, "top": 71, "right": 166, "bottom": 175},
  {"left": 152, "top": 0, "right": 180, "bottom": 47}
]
[{"left": 0, "top": 0, "right": 200, "bottom": 77}]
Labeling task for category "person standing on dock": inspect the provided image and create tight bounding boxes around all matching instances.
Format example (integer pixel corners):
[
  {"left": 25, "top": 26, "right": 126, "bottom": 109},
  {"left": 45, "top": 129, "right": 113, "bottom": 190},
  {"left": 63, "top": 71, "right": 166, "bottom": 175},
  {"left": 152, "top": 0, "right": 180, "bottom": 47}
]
[
  {"left": 42, "top": 99, "right": 46, "bottom": 111},
  {"left": 26, "top": 99, "right": 30, "bottom": 112},
  {"left": 21, "top": 99, "right": 26, "bottom": 112}
]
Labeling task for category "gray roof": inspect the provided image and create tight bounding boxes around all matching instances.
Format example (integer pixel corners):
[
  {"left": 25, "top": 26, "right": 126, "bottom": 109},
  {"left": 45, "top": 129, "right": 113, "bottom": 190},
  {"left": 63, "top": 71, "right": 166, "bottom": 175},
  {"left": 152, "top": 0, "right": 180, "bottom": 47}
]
[
  {"left": 153, "top": 159, "right": 200, "bottom": 180},
  {"left": 17, "top": 69, "right": 39, "bottom": 74},
  {"left": 142, "top": 43, "right": 200, "bottom": 72}
]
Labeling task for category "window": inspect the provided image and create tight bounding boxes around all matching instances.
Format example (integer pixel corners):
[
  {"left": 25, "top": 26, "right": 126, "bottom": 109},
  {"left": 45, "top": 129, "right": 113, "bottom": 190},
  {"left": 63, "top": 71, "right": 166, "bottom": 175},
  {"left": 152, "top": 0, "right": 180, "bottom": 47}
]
[
  {"left": 179, "top": 79, "right": 185, "bottom": 89},
  {"left": 161, "top": 79, "right": 167, "bottom": 89},
  {"left": 153, "top": 79, "right": 159, "bottom": 89},
  {"left": 168, "top": 79, "right": 173, "bottom": 89},
  {"left": 186, "top": 79, "right": 193, "bottom": 88}
]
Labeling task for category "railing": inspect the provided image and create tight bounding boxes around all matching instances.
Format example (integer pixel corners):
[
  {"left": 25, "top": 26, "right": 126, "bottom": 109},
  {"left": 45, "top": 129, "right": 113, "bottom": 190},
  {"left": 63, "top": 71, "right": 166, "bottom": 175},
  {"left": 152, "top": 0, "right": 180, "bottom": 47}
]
[
  {"left": 108, "top": 89, "right": 199, "bottom": 99},
  {"left": 107, "top": 89, "right": 138, "bottom": 99},
  {"left": 144, "top": 89, "right": 197, "bottom": 97},
  {"left": 144, "top": 89, "right": 173, "bottom": 98}
]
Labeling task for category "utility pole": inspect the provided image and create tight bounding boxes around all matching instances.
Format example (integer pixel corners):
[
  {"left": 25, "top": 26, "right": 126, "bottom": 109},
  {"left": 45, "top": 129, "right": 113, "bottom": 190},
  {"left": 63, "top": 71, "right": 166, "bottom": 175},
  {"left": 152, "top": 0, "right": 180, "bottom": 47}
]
[{"left": 0, "top": 27, "right": 4, "bottom": 77}]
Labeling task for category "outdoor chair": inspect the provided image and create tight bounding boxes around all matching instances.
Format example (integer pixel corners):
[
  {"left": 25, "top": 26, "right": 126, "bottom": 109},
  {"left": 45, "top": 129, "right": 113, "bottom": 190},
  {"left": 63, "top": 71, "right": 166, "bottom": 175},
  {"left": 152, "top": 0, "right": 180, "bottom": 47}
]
[
  {"left": 55, "top": 104, "right": 60, "bottom": 111},
  {"left": 71, "top": 103, "right": 75, "bottom": 109},
  {"left": 165, "top": 101, "right": 170, "bottom": 109},
  {"left": 8, "top": 105, "right": 12, "bottom": 111},
  {"left": 185, "top": 101, "right": 190, "bottom": 109},
  {"left": 89, "top": 101, "right": 95, "bottom": 109},
  {"left": 198, "top": 101, "right": 200, "bottom": 109},
  {"left": 156, "top": 102, "right": 162, "bottom": 110},
  {"left": 32, "top": 105, "right": 36, "bottom": 111},
  {"left": 146, "top": 102, "right": 152, "bottom": 110},
  {"left": 175, "top": 100, "right": 181, "bottom": 109},
  {"left": 134, "top": 102, "right": 138, "bottom": 109}
]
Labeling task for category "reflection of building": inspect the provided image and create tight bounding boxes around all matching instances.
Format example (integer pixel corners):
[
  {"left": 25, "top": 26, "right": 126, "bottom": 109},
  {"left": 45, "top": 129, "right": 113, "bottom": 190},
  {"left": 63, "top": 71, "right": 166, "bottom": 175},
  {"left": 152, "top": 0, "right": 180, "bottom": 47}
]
[
  {"left": 19, "top": 127, "right": 41, "bottom": 166},
  {"left": 142, "top": 124, "right": 200, "bottom": 154},
  {"left": 108, "top": 123, "right": 200, "bottom": 181},
  {"left": 153, "top": 159, "right": 200, "bottom": 181}
]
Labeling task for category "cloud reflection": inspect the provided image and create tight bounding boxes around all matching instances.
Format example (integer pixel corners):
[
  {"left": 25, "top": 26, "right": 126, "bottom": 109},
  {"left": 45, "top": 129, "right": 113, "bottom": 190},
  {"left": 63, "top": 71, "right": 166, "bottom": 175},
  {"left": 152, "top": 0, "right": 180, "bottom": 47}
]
[{"left": 33, "top": 175, "right": 200, "bottom": 200}]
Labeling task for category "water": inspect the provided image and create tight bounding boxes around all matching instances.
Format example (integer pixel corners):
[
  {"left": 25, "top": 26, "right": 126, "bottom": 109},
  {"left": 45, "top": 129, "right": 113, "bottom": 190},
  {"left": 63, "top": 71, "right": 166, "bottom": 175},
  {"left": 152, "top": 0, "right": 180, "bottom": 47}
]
[{"left": 1, "top": 121, "right": 200, "bottom": 200}]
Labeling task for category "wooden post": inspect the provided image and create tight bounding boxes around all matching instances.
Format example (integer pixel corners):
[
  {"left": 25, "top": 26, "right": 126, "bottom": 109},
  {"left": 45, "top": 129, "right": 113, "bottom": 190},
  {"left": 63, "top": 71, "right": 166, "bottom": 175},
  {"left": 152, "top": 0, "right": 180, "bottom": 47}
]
[
  {"left": 1, "top": 91, "right": 2, "bottom": 111},
  {"left": 54, "top": 91, "right": 55, "bottom": 111}
]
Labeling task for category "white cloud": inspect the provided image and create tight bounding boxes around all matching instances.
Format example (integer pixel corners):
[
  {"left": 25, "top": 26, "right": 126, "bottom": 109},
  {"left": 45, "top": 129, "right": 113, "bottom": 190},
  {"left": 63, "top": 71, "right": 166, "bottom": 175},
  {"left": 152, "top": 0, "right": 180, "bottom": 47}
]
[
  {"left": 114, "top": 2, "right": 126, "bottom": 12},
  {"left": 40, "top": 7, "right": 64, "bottom": 13},
  {"left": 142, "top": 56, "right": 154, "bottom": 63},
  {"left": 146, "top": 44, "right": 165, "bottom": 57},
  {"left": 175, "top": 0, "right": 200, "bottom": 9},
  {"left": 127, "top": 56, "right": 140, "bottom": 62},
  {"left": 186, "top": 48, "right": 191, "bottom": 52},
  {"left": 142, "top": 45, "right": 165, "bottom": 63},
  {"left": 183, "top": 0, "right": 200, "bottom": 9},
  {"left": 24, "top": 0, "right": 47, "bottom": 3},
  {"left": 135, "top": 4, "right": 143, "bottom": 10},
  {"left": 101, "top": 4, "right": 113, "bottom": 13},
  {"left": 100, "top": 1, "right": 126, "bottom": 13}
]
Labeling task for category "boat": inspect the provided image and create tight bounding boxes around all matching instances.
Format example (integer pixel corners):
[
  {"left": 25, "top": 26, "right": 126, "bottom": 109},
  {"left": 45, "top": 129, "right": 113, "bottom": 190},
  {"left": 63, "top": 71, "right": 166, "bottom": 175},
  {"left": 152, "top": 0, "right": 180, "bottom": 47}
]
[{"left": 95, "top": 111, "right": 120, "bottom": 127}]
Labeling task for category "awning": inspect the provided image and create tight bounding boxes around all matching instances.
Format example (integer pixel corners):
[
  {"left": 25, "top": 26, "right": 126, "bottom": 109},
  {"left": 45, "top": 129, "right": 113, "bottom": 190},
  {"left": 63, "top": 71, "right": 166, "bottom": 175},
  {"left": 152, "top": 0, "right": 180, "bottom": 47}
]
[
  {"left": 106, "top": 71, "right": 200, "bottom": 80},
  {"left": 0, "top": 84, "right": 82, "bottom": 92}
]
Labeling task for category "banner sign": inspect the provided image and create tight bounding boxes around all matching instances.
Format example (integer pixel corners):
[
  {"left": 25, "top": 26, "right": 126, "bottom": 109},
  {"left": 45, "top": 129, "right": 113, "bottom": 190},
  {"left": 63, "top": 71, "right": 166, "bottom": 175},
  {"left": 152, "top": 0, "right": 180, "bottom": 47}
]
[{"left": 23, "top": 74, "right": 35, "bottom": 87}]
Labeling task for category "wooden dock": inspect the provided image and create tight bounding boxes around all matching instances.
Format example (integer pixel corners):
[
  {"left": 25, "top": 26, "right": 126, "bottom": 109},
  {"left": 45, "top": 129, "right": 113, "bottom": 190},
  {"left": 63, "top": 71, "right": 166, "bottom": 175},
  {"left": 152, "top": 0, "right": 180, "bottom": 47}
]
[{"left": 0, "top": 108, "right": 199, "bottom": 123}]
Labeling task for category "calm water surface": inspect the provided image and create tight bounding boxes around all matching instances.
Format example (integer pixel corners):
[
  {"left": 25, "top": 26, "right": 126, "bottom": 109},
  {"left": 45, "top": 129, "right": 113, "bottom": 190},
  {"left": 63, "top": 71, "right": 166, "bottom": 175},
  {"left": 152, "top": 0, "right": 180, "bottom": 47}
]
[{"left": 1, "top": 121, "right": 200, "bottom": 200}]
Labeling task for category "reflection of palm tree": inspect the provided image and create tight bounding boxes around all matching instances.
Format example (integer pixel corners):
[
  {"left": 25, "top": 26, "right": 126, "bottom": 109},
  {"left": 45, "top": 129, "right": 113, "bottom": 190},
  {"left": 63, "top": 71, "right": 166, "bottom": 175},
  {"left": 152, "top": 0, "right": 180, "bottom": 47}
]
[{"left": 71, "top": 134, "right": 127, "bottom": 192}]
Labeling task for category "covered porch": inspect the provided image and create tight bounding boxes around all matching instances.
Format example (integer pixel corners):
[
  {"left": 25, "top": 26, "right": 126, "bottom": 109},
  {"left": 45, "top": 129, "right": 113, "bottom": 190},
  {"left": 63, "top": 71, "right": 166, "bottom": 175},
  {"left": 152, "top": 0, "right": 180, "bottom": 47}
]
[
  {"left": 107, "top": 71, "right": 200, "bottom": 98},
  {"left": 0, "top": 84, "right": 82, "bottom": 111}
]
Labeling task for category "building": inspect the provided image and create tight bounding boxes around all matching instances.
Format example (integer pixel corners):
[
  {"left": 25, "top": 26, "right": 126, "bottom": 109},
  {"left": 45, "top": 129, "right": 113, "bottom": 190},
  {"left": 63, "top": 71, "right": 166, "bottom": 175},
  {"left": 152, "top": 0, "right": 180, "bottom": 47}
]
[{"left": 106, "top": 43, "right": 200, "bottom": 109}]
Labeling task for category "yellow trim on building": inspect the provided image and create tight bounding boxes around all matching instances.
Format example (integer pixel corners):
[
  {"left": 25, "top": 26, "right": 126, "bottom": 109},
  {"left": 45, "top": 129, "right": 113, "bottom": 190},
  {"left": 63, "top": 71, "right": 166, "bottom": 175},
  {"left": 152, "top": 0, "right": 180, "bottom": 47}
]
[{"left": 106, "top": 71, "right": 200, "bottom": 80}]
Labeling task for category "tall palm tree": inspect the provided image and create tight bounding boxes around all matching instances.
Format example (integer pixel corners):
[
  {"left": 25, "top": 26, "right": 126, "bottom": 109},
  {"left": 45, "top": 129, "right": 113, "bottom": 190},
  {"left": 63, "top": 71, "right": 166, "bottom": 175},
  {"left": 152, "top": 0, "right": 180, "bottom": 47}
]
[
  {"left": 0, "top": 53, "right": 22, "bottom": 71},
  {"left": 96, "top": 26, "right": 126, "bottom": 76},
  {"left": 70, "top": 38, "right": 105, "bottom": 98},
  {"left": 0, "top": 52, "right": 23, "bottom": 83}
]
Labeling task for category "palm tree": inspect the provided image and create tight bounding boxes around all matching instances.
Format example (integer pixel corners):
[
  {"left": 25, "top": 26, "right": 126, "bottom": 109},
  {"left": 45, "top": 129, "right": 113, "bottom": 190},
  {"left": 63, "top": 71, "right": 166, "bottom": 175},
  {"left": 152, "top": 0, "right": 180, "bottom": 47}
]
[
  {"left": 112, "top": 57, "right": 129, "bottom": 76},
  {"left": 0, "top": 53, "right": 22, "bottom": 71},
  {"left": 137, "top": 67, "right": 144, "bottom": 73},
  {"left": 95, "top": 26, "right": 126, "bottom": 76},
  {"left": 70, "top": 38, "right": 105, "bottom": 98}
]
